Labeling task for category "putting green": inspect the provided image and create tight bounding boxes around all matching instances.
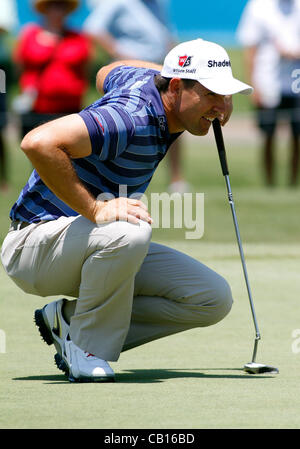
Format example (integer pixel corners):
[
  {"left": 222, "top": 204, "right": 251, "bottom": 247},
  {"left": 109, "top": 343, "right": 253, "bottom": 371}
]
[{"left": 1, "top": 241, "right": 299, "bottom": 429}]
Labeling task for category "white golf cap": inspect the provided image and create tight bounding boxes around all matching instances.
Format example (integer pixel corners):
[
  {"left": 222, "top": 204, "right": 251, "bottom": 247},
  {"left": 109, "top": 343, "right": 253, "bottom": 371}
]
[{"left": 161, "top": 38, "right": 253, "bottom": 96}]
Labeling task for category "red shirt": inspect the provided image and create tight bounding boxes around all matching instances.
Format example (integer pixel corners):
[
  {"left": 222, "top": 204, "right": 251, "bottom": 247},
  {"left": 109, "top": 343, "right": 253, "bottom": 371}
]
[{"left": 15, "top": 24, "right": 91, "bottom": 113}]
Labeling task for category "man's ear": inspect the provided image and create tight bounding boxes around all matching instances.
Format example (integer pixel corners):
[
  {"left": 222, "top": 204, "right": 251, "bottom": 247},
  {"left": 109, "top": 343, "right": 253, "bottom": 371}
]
[
  {"left": 168, "top": 78, "right": 184, "bottom": 107},
  {"left": 168, "top": 77, "right": 183, "bottom": 95}
]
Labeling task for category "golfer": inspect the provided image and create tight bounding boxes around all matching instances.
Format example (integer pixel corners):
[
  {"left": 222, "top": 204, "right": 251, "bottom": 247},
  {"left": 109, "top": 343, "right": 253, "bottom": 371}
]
[{"left": 1, "top": 39, "right": 252, "bottom": 382}]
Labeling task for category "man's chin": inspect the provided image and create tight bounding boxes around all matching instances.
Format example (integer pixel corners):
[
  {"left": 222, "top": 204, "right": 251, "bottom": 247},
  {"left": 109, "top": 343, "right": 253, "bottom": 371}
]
[{"left": 190, "top": 127, "right": 210, "bottom": 136}]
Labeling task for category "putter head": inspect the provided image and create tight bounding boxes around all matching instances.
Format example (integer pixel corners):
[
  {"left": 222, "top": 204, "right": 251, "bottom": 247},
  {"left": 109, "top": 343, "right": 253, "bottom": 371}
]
[{"left": 244, "top": 362, "right": 279, "bottom": 374}]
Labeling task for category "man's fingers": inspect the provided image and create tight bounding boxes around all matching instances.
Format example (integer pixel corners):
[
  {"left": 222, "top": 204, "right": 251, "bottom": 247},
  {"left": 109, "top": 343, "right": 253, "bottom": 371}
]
[
  {"left": 128, "top": 207, "right": 153, "bottom": 224},
  {"left": 115, "top": 199, "right": 152, "bottom": 222},
  {"left": 221, "top": 95, "right": 233, "bottom": 126},
  {"left": 127, "top": 198, "right": 148, "bottom": 210}
]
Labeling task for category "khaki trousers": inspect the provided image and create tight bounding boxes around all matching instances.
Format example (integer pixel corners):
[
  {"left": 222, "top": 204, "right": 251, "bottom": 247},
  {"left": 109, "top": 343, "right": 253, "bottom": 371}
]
[{"left": 1, "top": 216, "right": 233, "bottom": 361}]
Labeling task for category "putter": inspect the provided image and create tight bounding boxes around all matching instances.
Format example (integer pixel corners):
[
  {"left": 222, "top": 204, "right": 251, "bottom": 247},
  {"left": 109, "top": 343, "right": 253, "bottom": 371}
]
[{"left": 212, "top": 118, "right": 279, "bottom": 375}]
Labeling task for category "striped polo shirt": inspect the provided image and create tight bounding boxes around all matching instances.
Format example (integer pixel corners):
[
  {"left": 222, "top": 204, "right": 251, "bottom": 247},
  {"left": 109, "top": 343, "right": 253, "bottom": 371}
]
[{"left": 10, "top": 66, "right": 181, "bottom": 223}]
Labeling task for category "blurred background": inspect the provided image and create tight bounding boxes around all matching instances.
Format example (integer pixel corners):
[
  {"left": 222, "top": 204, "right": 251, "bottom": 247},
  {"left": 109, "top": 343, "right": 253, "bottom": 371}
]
[
  {"left": 14, "top": 0, "right": 248, "bottom": 45},
  {"left": 0, "top": 0, "right": 299, "bottom": 246}
]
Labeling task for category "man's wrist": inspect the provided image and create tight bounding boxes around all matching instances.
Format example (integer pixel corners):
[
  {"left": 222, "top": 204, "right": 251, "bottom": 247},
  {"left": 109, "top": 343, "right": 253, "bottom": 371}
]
[{"left": 86, "top": 199, "right": 106, "bottom": 223}]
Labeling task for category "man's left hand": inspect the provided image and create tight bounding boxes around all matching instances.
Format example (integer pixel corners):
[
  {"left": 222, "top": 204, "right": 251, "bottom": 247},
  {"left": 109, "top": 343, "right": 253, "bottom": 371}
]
[{"left": 220, "top": 95, "right": 233, "bottom": 126}]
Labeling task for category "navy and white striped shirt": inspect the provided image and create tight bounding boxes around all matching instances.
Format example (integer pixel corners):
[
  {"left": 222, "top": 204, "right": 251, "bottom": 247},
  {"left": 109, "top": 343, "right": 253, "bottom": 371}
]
[{"left": 10, "top": 66, "right": 181, "bottom": 223}]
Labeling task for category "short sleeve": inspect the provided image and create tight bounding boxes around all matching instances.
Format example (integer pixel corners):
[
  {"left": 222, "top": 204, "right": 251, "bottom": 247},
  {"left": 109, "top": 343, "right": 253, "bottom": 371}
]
[{"left": 79, "top": 105, "right": 135, "bottom": 160}]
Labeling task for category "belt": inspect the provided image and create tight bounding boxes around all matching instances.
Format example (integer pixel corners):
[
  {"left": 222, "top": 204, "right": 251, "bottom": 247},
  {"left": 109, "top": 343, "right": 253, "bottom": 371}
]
[{"left": 9, "top": 220, "right": 32, "bottom": 231}]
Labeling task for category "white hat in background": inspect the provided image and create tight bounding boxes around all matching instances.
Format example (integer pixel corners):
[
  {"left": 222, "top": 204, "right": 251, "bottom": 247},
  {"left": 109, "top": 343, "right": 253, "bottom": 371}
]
[{"left": 161, "top": 38, "right": 253, "bottom": 96}]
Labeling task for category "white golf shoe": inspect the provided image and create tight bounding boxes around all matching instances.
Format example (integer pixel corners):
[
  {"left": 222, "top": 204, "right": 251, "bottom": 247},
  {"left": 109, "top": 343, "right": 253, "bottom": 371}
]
[
  {"left": 34, "top": 298, "right": 69, "bottom": 356},
  {"left": 56, "top": 337, "right": 115, "bottom": 383}
]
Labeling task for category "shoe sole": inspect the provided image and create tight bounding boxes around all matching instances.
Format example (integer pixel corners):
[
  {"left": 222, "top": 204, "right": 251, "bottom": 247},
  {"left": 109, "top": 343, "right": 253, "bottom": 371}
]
[
  {"left": 54, "top": 353, "right": 116, "bottom": 383},
  {"left": 34, "top": 308, "right": 54, "bottom": 346}
]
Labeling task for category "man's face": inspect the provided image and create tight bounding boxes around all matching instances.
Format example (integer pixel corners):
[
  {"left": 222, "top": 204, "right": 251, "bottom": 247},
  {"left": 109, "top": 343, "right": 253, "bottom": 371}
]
[{"left": 171, "top": 80, "right": 227, "bottom": 136}]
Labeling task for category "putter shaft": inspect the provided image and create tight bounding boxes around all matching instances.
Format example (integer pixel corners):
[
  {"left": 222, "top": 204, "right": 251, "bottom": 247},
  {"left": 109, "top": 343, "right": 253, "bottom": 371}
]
[
  {"left": 224, "top": 174, "right": 261, "bottom": 362},
  {"left": 212, "top": 118, "right": 261, "bottom": 364}
]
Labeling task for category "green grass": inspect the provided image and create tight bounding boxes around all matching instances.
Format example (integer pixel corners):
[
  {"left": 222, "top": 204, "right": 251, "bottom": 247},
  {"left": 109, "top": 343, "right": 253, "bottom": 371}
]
[
  {"left": 1, "top": 242, "right": 300, "bottom": 429},
  {"left": 1, "top": 116, "right": 300, "bottom": 429}
]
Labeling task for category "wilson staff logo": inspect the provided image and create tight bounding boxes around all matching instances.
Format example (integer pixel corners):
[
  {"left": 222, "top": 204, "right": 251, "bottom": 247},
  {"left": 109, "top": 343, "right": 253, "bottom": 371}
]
[{"left": 178, "top": 55, "right": 193, "bottom": 68}]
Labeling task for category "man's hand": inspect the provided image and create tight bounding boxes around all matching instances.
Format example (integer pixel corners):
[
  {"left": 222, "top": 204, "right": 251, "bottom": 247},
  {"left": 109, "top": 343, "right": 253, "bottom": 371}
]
[
  {"left": 94, "top": 197, "right": 153, "bottom": 225},
  {"left": 220, "top": 95, "right": 233, "bottom": 126}
]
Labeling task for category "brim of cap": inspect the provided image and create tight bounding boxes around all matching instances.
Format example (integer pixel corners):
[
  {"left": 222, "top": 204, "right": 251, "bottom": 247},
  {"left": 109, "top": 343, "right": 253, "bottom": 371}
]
[{"left": 199, "top": 76, "right": 253, "bottom": 95}]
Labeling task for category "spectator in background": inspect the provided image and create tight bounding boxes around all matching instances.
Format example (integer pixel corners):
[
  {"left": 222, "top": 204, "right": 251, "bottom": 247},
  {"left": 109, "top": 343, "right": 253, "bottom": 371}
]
[
  {"left": 237, "top": 0, "right": 300, "bottom": 187},
  {"left": 13, "top": 0, "right": 91, "bottom": 138},
  {"left": 83, "top": 0, "right": 189, "bottom": 193},
  {"left": 0, "top": 0, "right": 18, "bottom": 192}
]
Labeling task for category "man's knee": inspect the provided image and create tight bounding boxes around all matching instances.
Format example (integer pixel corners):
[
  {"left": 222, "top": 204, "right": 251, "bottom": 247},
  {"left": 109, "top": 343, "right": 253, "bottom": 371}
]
[
  {"left": 124, "top": 220, "right": 152, "bottom": 261},
  {"left": 190, "top": 275, "right": 233, "bottom": 327},
  {"left": 99, "top": 220, "right": 152, "bottom": 265},
  {"left": 211, "top": 275, "right": 233, "bottom": 323}
]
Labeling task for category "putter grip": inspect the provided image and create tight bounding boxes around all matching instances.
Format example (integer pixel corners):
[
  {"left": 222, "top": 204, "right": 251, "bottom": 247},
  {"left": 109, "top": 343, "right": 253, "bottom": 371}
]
[{"left": 212, "top": 119, "right": 229, "bottom": 176}]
